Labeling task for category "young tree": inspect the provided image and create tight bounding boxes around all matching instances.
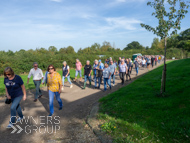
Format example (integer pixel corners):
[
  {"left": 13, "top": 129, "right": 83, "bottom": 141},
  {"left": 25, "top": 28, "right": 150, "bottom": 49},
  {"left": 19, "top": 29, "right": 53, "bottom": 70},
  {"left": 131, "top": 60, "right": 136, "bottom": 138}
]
[{"left": 140, "top": 0, "right": 189, "bottom": 95}]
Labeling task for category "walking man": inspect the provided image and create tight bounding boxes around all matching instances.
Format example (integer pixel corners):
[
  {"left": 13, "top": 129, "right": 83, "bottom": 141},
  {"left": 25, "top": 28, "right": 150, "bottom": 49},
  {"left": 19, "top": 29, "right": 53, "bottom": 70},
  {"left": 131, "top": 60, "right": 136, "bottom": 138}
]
[
  {"left": 27, "top": 62, "right": 43, "bottom": 102},
  {"left": 83, "top": 60, "right": 92, "bottom": 89}
]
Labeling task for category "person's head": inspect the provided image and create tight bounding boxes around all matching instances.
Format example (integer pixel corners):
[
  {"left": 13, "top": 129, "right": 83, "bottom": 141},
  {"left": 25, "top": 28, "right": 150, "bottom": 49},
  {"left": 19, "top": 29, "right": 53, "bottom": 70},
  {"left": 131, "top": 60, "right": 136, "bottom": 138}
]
[
  {"left": 4, "top": 67, "right": 14, "bottom": 78},
  {"left": 98, "top": 59, "right": 101, "bottom": 63},
  {"left": 33, "top": 62, "right": 38, "bottom": 69},
  {"left": 110, "top": 60, "right": 113, "bottom": 65},
  {"left": 136, "top": 58, "right": 138, "bottom": 61},
  {"left": 121, "top": 59, "right": 124, "bottom": 64},
  {"left": 94, "top": 59, "right": 98, "bottom": 65},
  {"left": 63, "top": 61, "right": 67, "bottom": 66},
  {"left": 104, "top": 63, "right": 108, "bottom": 68},
  {"left": 119, "top": 57, "right": 121, "bottom": 60},
  {"left": 109, "top": 57, "right": 112, "bottom": 61},
  {"left": 76, "top": 59, "right": 79, "bottom": 63},
  {"left": 47, "top": 64, "right": 56, "bottom": 74},
  {"left": 86, "top": 60, "right": 90, "bottom": 65}
]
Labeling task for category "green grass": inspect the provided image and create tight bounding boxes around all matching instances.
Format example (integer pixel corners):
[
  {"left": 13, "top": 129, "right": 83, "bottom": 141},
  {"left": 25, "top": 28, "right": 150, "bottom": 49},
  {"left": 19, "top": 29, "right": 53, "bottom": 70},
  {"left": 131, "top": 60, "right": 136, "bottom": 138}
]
[
  {"left": 0, "top": 68, "right": 85, "bottom": 96},
  {"left": 98, "top": 59, "right": 190, "bottom": 143}
]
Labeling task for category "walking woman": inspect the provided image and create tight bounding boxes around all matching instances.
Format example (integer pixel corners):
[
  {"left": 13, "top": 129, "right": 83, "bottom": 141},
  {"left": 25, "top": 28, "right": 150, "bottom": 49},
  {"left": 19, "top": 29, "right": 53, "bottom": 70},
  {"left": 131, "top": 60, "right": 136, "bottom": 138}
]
[
  {"left": 74, "top": 59, "right": 82, "bottom": 81},
  {"left": 62, "top": 61, "right": 73, "bottom": 91},
  {"left": 118, "top": 59, "right": 128, "bottom": 85},
  {"left": 47, "top": 65, "right": 63, "bottom": 116},
  {"left": 103, "top": 63, "right": 111, "bottom": 91},
  {"left": 126, "top": 59, "right": 132, "bottom": 81},
  {"left": 4, "top": 67, "right": 26, "bottom": 128}
]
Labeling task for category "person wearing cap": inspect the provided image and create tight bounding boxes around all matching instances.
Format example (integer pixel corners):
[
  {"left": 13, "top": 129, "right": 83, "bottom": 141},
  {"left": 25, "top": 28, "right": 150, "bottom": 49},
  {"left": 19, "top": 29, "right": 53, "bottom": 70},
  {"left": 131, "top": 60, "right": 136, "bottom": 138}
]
[
  {"left": 27, "top": 62, "right": 44, "bottom": 102},
  {"left": 97, "top": 59, "right": 104, "bottom": 89}
]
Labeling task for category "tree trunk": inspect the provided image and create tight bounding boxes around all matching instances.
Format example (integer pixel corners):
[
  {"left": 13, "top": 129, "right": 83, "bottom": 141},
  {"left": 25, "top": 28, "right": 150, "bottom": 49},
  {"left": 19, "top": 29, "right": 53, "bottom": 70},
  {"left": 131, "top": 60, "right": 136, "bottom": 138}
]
[{"left": 161, "top": 37, "right": 167, "bottom": 95}]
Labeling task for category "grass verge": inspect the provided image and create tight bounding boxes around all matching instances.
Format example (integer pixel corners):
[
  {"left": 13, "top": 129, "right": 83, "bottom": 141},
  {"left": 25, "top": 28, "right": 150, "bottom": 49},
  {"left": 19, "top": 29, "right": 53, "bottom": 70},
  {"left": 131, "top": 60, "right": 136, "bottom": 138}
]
[{"left": 98, "top": 59, "right": 190, "bottom": 143}]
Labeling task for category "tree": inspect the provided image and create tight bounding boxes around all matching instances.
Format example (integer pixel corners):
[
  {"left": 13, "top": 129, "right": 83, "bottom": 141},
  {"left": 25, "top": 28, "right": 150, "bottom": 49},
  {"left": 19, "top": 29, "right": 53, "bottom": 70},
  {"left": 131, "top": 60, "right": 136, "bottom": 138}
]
[
  {"left": 141, "top": 0, "right": 189, "bottom": 95},
  {"left": 177, "top": 28, "right": 190, "bottom": 52},
  {"left": 48, "top": 46, "right": 57, "bottom": 53},
  {"left": 124, "top": 41, "right": 144, "bottom": 50}
]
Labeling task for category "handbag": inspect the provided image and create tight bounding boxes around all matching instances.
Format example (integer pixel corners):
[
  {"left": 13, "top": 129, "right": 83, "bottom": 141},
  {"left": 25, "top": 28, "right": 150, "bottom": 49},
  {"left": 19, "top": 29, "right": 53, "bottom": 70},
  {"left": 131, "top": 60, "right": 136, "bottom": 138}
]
[{"left": 5, "top": 98, "right": 11, "bottom": 104}]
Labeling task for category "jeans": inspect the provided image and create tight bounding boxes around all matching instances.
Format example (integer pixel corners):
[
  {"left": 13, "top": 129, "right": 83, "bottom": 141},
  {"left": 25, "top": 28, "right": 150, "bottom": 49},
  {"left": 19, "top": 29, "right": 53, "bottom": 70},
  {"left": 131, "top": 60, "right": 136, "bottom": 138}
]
[
  {"left": 33, "top": 80, "right": 42, "bottom": 99},
  {"left": 49, "top": 90, "right": 63, "bottom": 114},
  {"left": 84, "top": 75, "right": 91, "bottom": 83},
  {"left": 94, "top": 75, "right": 97, "bottom": 87},
  {"left": 158, "top": 60, "right": 160, "bottom": 64},
  {"left": 120, "top": 72, "right": 126, "bottom": 84},
  {"left": 104, "top": 78, "right": 111, "bottom": 91},
  {"left": 75, "top": 70, "right": 82, "bottom": 77},
  {"left": 109, "top": 73, "right": 115, "bottom": 84},
  {"left": 62, "top": 75, "right": 72, "bottom": 86},
  {"left": 155, "top": 61, "right": 157, "bottom": 66},
  {"left": 135, "top": 67, "right": 139, "bottom": 75},
  {"left": 98, "top": 76, "right": 103, "bottom": 88},
  {"left": 10, "top": 96, "right": 23, "bottom": 124}
]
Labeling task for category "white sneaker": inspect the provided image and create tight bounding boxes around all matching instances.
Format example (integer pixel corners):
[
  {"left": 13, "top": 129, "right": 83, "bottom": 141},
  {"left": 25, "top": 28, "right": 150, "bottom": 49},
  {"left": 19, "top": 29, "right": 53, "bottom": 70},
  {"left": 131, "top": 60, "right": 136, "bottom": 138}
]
[
  {"left": 61, "top": 87, "right": 64, "bottom": 91},
  {"left": 7, "top": 123, "right": 14, "bottom": 129},
  {"left": 16, "top": 117, "right": 23, "bottom": 123},
  {"left": 70, "top": 84, "right": 73, "bottom": 88}
]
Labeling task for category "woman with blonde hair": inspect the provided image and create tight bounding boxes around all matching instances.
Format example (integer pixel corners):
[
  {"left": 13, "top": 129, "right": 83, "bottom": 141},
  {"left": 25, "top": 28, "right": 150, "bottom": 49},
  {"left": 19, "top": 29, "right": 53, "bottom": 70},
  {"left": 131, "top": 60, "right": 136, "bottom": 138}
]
[{"left": 4, "top": 67, "right": 26, "bottom": 128}]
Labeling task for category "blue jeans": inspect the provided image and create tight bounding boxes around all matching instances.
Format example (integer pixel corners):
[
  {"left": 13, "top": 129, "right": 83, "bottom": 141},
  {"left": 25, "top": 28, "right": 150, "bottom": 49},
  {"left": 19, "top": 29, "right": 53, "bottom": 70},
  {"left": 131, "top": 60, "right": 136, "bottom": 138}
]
[
  {"left": 104, "top": 78, "right": 111, "bottom": 91},
  {"left": 49, "top": 90, "right": 63, "bottom": 114},
  {"left": 98, "top": 76, "right": 102, "bottom": 88},
  {"left": 62, "top": 75, "right": 72, "bottom": 86},
  {"left": 94, "top": 75, "right": 97, "bottom": 87},
  {"left": 75, "top": 70, "right": 82, "bottom": 77},
  {"left": 33, "top": 80, "right": 42, "bottom": 99},
  {"left": 10, "top": 96, "right": 23, "bottom": 124},
  {"left": 109, "top": 74, "right": 115, "bottom": 85},
  {"left": 135, "top": 67, "right": 139, "bottom": 75},
  {"left": 84, "top": 75, "right": 91, "bottom": 82}
]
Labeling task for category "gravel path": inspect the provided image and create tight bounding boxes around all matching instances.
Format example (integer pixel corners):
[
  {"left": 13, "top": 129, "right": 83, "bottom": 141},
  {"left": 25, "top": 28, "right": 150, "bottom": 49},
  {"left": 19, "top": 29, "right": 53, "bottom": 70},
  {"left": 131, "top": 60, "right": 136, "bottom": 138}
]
[{"left": 0, "top": 63, "right": 163, "bottom": 143}]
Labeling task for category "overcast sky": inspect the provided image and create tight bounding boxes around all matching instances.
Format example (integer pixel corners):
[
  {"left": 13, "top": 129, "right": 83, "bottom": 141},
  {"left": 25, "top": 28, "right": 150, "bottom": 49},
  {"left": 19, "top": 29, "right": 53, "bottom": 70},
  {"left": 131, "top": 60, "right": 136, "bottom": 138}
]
[{"left": 0, "top": 0, "right": 189, "bottom": 52}]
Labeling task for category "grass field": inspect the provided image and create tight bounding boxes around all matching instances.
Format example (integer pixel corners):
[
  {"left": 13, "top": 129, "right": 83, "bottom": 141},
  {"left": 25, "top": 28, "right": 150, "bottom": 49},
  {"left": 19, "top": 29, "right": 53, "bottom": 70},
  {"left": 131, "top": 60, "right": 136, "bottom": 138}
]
[
  {"left": 0, "top": 68, "right": 85, "bottom": 96},
  {"left": 98, "top": 59, "right": 190, "bottom": 143}
]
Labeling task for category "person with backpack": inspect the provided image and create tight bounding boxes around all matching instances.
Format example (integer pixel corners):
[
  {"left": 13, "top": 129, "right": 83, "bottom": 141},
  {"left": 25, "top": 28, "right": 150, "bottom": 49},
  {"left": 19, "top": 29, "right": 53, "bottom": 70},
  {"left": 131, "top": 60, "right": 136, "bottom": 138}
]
[
  {"left": 4, "top": 67, "right": 26, "bottom": 128},
  {"left": 83, "top": 60, "right": 92, "bottom": 89},
  {"left": 61, "top": 61, "right": 73, "bottom": 91}
]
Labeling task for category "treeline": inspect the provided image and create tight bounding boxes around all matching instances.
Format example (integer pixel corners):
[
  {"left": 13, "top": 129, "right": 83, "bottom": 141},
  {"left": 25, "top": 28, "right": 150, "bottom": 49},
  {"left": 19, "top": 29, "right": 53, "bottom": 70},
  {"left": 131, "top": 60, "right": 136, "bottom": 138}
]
[{"left": 0, "top": 28, "right": 189, "bottom": 75}]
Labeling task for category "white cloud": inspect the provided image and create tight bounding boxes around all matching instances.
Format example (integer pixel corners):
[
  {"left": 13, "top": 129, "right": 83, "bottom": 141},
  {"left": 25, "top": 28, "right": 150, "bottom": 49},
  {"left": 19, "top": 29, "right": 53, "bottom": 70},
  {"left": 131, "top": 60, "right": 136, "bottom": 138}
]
[
  {"left": 50, "top": 0, "right": 62, "bottom": 2},
  {"left": 105, "top": 17, "right": 141, "bottom": 30}
]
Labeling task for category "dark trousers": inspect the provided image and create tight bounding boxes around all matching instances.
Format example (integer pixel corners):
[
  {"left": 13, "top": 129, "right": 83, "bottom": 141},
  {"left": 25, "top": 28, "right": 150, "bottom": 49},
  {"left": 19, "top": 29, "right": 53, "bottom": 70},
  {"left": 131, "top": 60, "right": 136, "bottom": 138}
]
[
  {"left": 120, "top": 72, "right": 126, "bottom": 84},
  {"left": 33, "top": 80, "right": 42, "bottom": 99},
  {"left": 126, "top": 70, "right": 131, "bottom": 80}
]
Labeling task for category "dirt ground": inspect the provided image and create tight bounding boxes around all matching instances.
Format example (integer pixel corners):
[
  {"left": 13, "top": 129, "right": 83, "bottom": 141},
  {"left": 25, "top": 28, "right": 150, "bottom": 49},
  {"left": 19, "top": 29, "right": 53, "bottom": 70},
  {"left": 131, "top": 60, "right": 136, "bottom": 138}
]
[{"left": 0, "top": 63, "right": 163, "bottom": 143}]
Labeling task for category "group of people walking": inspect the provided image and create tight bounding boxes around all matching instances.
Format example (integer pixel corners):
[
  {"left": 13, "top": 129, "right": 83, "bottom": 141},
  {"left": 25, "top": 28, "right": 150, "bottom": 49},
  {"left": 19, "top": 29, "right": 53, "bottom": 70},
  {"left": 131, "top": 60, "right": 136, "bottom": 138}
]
[{"left": 3, "top": 55, "right": 161, "bottom": 129}]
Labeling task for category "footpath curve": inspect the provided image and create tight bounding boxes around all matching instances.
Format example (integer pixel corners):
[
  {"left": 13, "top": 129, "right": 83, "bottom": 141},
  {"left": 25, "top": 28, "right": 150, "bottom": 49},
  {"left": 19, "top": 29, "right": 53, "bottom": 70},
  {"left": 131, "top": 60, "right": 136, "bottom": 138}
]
[{"left": 0, "top": 62, "right": 163, "bottom": 143}]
